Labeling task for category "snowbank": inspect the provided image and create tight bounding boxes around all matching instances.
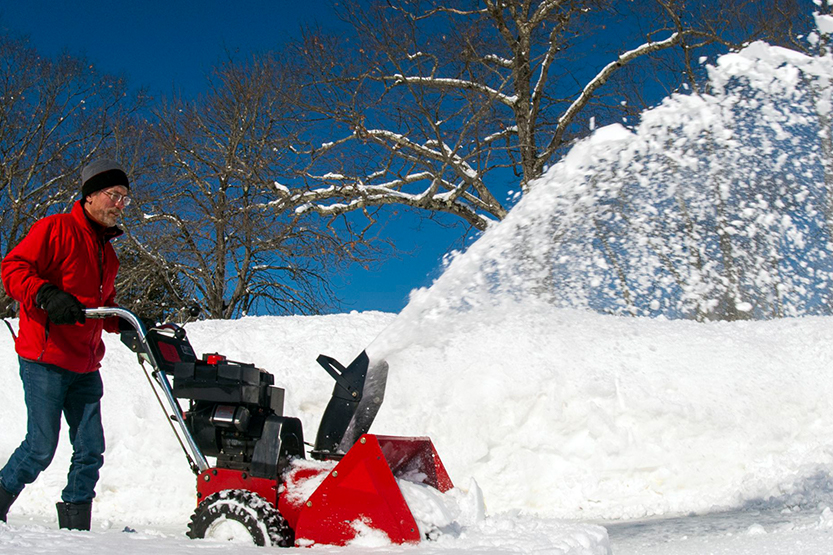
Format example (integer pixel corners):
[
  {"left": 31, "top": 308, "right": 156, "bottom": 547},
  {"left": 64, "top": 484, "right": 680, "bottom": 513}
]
[
  {"left": 0, "top": 311, "right": 613, "bottom": 553},
  {"left": 4, "top": 307, "right": 833, "bottom": 530},
  {"left": 374, "top": 304, "right": 833, "bottom": 520}
]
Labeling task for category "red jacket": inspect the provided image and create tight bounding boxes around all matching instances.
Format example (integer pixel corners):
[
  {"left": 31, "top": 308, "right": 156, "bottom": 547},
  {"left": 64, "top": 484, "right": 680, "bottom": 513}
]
[{"left": 2, "top": 200, "right": 122, "bottom": 373}]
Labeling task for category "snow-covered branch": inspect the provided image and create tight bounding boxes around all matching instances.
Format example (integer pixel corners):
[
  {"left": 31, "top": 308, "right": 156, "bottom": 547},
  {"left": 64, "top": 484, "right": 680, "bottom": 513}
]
[
  {"left": 383, "top": 74, "right": 517, "bottom": 107},
  {"left": 543, "top": 32, "right": 681, "bottom": 164}
]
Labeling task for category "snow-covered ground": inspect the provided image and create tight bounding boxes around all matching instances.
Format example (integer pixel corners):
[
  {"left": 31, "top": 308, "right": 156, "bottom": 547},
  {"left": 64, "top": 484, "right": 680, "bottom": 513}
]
[{"left": 3, "top": 310, "right": 833, "bottom": 554}]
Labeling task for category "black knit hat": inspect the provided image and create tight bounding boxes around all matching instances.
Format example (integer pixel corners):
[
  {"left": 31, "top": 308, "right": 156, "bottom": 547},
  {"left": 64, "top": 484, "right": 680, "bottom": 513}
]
[{"left": 81, "top": 159, "right": 129, "bottom": 199}]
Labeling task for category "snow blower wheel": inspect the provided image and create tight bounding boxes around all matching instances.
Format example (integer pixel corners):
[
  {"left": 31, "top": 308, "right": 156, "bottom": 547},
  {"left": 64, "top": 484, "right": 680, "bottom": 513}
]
[{"left": 187, "top": 490, "right": 293, "bottom": 547}]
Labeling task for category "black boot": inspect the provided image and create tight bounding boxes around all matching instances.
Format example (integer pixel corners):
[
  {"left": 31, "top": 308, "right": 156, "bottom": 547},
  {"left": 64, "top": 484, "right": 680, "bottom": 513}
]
[
  {"left": 0, "top": 486, "right": 17, "bottom": 523},
  {"left": 56, "top": 501, "right": 92, "bottom": 531}
]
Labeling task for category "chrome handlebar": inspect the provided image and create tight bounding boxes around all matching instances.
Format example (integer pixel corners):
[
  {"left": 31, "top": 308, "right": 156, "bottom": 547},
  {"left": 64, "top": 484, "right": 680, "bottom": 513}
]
[{"left": 84, "top": 306, "right": 209, "bottom": 473}]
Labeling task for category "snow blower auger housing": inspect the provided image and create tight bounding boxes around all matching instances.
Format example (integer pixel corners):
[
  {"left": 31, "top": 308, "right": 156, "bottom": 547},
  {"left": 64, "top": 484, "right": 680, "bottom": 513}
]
[{"left": 86, "top": 307, "right": 453, "bottom": 547}]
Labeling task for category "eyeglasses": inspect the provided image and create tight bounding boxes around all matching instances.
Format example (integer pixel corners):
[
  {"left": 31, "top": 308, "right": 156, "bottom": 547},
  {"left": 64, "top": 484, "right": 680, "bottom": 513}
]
[{"left": 101, "top": 190, "right": 131, "bottom": 207}]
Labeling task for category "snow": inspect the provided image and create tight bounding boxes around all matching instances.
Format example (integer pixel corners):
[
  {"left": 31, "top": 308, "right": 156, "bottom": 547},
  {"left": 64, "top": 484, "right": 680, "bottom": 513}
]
[
  {"left": 4, "top": 18, "right": 833, "bottom": 555},
  {"left": 1, "top": 312, "right": 616, "bottom": 554},
  {"left": 815, "top": 13, "right": 833, "bottom": 35},
  {"left": 5, "top": 294, "right": 833, "bottom": 553},
  {"left": 430, "top": 29, "right": 833, "bottom": 321}
]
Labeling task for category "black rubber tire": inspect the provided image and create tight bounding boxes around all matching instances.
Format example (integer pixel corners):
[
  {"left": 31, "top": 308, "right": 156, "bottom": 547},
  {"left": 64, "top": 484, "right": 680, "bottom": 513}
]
[{"left": 187, "top": 489, "right": 294, "bottom": 547}]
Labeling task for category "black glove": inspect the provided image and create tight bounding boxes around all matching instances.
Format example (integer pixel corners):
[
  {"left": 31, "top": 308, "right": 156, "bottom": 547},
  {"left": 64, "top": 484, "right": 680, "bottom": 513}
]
[{"left": 36, "top": 284, "right": 86, "bottom": 325}]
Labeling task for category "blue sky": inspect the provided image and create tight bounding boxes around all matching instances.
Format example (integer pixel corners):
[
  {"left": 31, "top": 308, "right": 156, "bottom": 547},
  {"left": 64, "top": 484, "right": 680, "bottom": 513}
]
[
  {"left": 1, "top": 1, "right": 337, "bottom": 98},
  {"left": 0, "top": 1, "right": 475, "bottom": 314}
]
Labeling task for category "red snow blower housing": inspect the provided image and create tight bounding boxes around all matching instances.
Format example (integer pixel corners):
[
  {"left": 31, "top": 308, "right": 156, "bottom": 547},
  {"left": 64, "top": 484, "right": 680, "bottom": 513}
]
[{"left": 85, "top": 307, "right": 453, "bottom": 547}]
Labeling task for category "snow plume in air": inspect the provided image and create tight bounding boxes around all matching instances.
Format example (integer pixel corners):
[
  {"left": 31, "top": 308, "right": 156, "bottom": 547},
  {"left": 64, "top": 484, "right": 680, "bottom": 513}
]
[{"left": 370, "top": 35, "right": 833, "bottom": 364}]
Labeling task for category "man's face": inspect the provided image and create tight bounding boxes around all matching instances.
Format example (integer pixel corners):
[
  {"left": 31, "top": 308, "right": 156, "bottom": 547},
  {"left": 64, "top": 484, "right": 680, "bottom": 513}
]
[{"left": 85, "top": 185, "right": 129, "bottom": 228}]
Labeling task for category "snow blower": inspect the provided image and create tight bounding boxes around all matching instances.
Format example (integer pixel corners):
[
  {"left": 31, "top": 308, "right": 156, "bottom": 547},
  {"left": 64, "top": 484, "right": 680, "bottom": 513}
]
[{"left": 85, "top": 307, "right": 453, "bottom": 547}]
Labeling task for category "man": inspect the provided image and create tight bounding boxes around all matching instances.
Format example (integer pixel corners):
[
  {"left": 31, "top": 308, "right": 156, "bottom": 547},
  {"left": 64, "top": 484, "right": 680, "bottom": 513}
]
[{"left": 0, "top": 159, "right": 129, "bottom": 530}]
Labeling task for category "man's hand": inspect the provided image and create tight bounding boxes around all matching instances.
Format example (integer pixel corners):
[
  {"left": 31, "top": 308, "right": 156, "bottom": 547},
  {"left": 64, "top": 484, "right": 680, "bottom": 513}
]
[{"left": 36, "top": 284, "right": 86, "bottom": 325}]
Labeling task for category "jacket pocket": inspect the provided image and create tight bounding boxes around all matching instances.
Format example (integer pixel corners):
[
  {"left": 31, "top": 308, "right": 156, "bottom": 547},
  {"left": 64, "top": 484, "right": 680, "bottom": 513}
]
[{"left": 36, "top": 320, "right": 50, "bottom": 361}]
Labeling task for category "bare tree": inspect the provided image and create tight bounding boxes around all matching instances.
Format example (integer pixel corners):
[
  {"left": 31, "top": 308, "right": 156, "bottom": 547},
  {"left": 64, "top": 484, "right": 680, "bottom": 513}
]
[
  {"left": 282, "top": 0, "right": 808, "bottom": 231},
  {"left": 133, "top": 55, "right": 379, "bottom": 319},
  {"left": 0, "top": 33, "right": 144, "bottom": 317},
  {"left": 102, "top": 115, "right": 190, "bottom": 321}
]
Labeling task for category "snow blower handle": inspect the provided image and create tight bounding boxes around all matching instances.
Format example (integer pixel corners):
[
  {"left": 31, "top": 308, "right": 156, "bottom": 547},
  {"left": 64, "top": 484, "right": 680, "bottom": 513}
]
[
  {"left": 85, "top": 306, "right": 149, "bottom": 338},
  {"left": 83, "top": 306, "right": 211, "bottom": 473}
]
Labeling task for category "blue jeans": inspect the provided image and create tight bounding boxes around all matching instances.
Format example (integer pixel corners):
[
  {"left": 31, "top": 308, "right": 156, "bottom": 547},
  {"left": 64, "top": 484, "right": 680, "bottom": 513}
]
[{"left": 0, "top": 357, "right": 105, "bottom": 504}]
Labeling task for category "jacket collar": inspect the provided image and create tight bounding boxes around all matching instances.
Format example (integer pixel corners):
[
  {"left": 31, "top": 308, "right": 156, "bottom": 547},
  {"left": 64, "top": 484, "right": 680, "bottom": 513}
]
[{"left": 72, "top": 200, "right": 124, "bottom": 241}]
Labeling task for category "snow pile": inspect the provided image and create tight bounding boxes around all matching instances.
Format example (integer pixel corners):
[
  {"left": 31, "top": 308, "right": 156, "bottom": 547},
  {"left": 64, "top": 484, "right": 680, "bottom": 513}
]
[
  {"left": 398, "top": 478, "right": 485, "bottom": 539},
  {"left": 4, "top": 308, "right": 833, "bottom": 537},
  {"left": 280, "top": 458, "right": 337, "bottom": 506},
  {"left": 372, "top": 303, "right": 833, "bottom": 520}
]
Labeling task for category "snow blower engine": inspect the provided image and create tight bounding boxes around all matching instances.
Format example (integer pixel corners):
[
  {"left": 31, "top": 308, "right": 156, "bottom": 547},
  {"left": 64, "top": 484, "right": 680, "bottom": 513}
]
[
  {"left": 86, "top": 307, "right": 453, "bottom": 547},
  {"left": 168, "top": 350, "right": 302, "bottom": 480}
]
